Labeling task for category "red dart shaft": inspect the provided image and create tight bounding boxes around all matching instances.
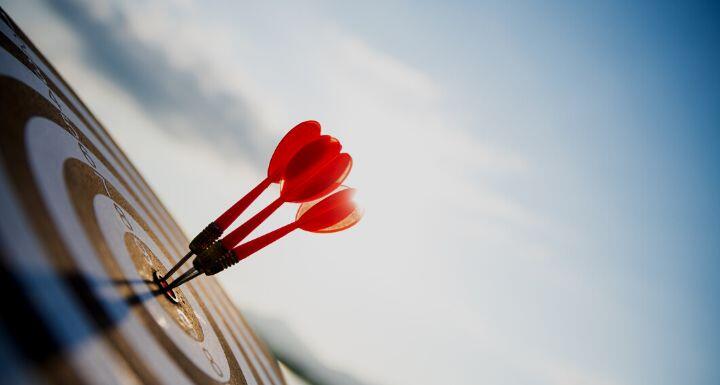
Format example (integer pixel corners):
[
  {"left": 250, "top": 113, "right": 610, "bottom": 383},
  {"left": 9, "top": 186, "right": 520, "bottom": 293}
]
[
  {"left": 233, "top": 222, "right": 299, "bottom": 261},
  {"left": 221, "top": 197, "right": 284, "bottom": 249},
  {"left": 215, "top": 177, "right": 272, "bottom": 230}
]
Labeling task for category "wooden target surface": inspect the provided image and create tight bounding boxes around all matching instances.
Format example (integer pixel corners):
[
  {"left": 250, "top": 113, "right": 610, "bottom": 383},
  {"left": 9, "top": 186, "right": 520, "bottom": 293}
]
[{"left": 0, "top": 8, "right": 285, "bottom": 385}]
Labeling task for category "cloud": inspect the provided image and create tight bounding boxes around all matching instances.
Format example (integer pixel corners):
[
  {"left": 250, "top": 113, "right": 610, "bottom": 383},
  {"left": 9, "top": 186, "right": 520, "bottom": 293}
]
[{"left": 43, "top": 0, "right": 272, "bottom": 164}]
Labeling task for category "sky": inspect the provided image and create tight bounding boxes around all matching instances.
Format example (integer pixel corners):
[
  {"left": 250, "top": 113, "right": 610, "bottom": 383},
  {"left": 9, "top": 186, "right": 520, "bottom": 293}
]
[{"left": 1, "top": 0, "right": 719, "bottom": 384}]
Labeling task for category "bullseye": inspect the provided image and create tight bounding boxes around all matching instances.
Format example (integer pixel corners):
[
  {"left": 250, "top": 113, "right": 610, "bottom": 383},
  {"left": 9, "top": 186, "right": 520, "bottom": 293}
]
[{"left": 153, "top": 271, "right": 179, "bottom": 304}]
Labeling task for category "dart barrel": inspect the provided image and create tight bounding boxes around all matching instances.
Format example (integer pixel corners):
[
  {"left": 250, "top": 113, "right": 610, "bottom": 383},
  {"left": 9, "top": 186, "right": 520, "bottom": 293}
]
[
  {"left": 189, "top": 221, "right": 223, "bottom": 254},
  {"left": 194, "top": 240, "right": 239, "bottom": 275},
  {"left": 0, "top": 8, "right": 286, "bottom": 385}
]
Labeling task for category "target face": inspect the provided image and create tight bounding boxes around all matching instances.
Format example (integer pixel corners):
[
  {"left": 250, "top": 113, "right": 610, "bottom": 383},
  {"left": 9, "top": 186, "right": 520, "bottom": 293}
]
[{"left": 0, "top": 9, "right": 285, "bottom": 385}]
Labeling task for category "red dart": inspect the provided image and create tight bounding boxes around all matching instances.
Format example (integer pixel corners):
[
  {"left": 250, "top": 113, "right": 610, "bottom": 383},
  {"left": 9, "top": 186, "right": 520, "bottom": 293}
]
[
  {"left": 168, "top": 136, "right": 353, "bottom": 286},
  {"left": 162, "top": 120, "right": 321, "bottom": 281},
  {"left": 166, "top": 187, "right": 362, "bottom": 288}
]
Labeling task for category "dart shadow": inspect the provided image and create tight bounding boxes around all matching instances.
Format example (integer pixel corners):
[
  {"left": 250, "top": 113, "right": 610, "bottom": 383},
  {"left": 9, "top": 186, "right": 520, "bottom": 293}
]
[
  {"left": 0, "top": 264, "right": 178, "bottom": 371},
  {"left": 95, "top": 276, "right": 170, "bottom": 306},
  {"left": 76, "top": 272, "right": 178, "bottom": 315}
]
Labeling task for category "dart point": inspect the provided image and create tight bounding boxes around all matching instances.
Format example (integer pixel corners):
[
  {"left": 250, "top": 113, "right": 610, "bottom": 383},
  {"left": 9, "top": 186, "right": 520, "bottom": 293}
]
[{"left": 153, "top": 271, "right": 179, "bottom": 304}]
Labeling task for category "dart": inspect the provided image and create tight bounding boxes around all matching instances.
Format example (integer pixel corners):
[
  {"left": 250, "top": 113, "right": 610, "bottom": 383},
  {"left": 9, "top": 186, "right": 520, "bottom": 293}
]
[
  {"left": 166, "top": 135, "right": 352, "bottom": 288},
  {"left": 165, "top": 187, "right": 362, "bottom": 290},
  {"left": 161, "top": 120, "right": 322, "bottom": 281}
]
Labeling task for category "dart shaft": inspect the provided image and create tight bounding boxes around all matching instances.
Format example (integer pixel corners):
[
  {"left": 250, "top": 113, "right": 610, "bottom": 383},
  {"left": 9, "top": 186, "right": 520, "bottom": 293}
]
[
  {"left": 215, "top": 177, "right": 272, "bottom": 230},
  {"left": 233, "top": 222, "right": 298, "bottom": 261},
  {"left": 222, "top": 197, "right": 284, "bottom": 248},
  {"left": 161, "top": 250, "right": 193, "bottom": 281}
]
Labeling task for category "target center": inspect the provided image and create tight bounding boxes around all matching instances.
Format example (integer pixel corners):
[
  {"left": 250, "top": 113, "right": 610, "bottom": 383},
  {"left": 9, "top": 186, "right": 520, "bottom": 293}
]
[{"left": 153, "top": 271, "right": 179, "bottom": 304}]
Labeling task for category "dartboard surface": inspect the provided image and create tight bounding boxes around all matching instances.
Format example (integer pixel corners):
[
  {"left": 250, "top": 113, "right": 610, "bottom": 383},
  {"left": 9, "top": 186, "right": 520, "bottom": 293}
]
[{"left": 0, "top": 8, "right": 286, "bottom": 385}]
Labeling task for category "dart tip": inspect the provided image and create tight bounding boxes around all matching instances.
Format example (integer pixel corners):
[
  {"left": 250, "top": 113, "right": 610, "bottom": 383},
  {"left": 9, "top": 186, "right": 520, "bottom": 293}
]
[
  {"left": 153, "top": 271, "right": 179, "bottom": 303},
  {"left": 164, "top": 267, "right": 201, "bottom": 292}
]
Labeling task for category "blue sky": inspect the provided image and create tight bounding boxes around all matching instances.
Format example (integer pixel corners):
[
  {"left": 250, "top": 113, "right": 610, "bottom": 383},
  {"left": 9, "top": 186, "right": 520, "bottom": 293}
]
[{"left": 2, "top": 0, "right": 719, "bottom": 384}]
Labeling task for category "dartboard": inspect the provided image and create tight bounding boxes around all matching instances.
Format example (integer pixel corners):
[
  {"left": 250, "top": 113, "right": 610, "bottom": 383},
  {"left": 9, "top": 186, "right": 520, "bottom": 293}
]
[{"left": 0, "top": 8, "right": 286, "bottom": 385}]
